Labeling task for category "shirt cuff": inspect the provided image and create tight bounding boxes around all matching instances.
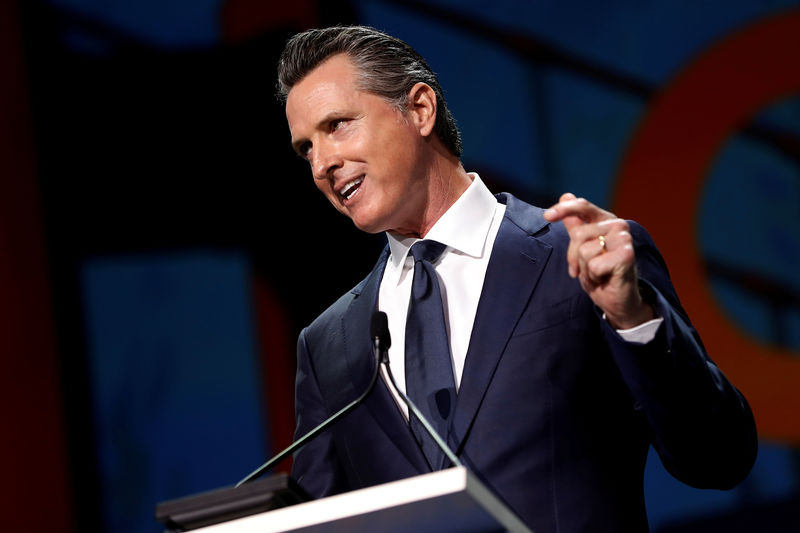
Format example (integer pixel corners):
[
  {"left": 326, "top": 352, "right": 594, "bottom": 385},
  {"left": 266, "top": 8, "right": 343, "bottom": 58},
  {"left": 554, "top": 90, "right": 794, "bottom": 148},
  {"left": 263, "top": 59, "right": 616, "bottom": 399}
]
[{"left": 615, "top": 317, "right": 664, "bottom": 344}]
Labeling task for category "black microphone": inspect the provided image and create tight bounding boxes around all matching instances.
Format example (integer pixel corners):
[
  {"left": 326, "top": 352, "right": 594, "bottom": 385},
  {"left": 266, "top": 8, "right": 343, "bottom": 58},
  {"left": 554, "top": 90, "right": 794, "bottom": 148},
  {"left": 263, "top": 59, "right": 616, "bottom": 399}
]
[
  {"left": 370, "top": 309, "right": 391, "bottom": 354},
  {"left": 236, "top": 316, "right": 385, "bottom": 487},
  {"left": 372, "top": 311, "right": 462, "bottom": 469}
]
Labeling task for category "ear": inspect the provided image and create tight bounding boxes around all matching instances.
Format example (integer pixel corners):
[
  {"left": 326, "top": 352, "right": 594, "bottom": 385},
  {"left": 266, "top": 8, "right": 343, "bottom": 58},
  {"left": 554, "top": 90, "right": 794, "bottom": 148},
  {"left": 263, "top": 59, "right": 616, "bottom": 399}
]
[{"left": 406, "top": 82, "right": 437, "bottom": 137}]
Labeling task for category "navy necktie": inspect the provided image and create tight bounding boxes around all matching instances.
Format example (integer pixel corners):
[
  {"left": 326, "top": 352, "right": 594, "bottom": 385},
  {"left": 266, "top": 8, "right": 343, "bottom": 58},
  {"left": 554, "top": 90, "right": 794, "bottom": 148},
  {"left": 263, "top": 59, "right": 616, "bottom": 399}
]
[{"left": 405, "top": 240, "right": 456, "bottom": 470}]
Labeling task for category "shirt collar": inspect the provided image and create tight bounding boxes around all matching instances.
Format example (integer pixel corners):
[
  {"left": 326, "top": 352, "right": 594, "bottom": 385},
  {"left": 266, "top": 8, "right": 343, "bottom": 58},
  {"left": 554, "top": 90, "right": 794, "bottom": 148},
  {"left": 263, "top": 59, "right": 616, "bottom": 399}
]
[{"left": 384, "top": 173, "right": 498, "bottom": 284}]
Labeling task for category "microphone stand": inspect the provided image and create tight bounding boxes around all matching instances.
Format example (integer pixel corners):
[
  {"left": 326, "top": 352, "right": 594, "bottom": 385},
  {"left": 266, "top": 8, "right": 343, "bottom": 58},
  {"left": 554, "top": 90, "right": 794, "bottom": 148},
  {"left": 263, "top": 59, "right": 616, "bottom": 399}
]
[
  {"left": 236, "top": 336, "right": 383, "bottom": 487},
  {"left": 379, "top": 347, "right": 463, "bottom": 469},
  {"left": 237, "top": 310, "right": 462, "bottom": 484}
]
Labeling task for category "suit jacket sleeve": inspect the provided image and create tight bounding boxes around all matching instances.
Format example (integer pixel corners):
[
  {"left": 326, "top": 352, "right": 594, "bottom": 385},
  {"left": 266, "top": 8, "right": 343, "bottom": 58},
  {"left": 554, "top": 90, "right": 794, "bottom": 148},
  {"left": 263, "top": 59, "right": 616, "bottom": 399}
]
[
  {"left": 605, "top": 221, "right": 757, "bottom": 489},
  {"left": 291, "top": 328, "right": 352, "bottom": 497}
]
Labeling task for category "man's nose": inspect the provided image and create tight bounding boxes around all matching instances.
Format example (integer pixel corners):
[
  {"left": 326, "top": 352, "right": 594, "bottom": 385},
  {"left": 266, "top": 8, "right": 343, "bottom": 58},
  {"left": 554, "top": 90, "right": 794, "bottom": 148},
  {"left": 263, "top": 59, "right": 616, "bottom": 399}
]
[{"left": 311, "top": 143, "right": 343, "bottom": 181}]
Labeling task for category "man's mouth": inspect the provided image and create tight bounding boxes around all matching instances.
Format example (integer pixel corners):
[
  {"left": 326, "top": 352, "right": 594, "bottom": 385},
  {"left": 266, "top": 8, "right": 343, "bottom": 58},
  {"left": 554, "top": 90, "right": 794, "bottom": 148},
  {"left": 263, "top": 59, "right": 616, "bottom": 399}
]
[{"left": 340, "top": 176, "right": 364, "bottom": 201}]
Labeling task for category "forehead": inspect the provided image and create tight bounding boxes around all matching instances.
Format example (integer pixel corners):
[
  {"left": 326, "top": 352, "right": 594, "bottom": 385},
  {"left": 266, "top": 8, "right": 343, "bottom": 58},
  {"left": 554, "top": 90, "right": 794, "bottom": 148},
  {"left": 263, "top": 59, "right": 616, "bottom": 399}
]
[{"left": 285, "top": 55, "right": 361, "bottom": 128}]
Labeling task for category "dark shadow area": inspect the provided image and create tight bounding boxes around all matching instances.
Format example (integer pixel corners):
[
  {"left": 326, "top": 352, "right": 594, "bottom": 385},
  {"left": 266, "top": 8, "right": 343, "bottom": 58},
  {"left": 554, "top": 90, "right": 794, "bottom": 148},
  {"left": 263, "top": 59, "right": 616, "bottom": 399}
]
[{"left": 657, "top": 493, "right": 800, "bottom": 533}]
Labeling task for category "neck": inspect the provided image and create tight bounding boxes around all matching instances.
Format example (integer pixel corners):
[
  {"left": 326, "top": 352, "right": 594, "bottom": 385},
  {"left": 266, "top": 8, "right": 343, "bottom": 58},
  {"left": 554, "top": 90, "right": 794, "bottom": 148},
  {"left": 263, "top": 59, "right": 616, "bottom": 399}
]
[{"left": 392, "top": 151, "right": 472, "bottom": 239}]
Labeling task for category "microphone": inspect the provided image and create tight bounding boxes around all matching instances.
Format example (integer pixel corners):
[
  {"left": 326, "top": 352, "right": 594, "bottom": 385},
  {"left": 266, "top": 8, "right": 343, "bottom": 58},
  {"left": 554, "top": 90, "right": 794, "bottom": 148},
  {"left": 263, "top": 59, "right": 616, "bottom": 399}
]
[
  {"left": 371, "top": 311, "right": 462, "bottom": 469},
  {"left": 370, "top": 310, "right": 391, "bottom": 353},
  {"left": 236, "top": 316, "right": 385, "bottom": 487}
]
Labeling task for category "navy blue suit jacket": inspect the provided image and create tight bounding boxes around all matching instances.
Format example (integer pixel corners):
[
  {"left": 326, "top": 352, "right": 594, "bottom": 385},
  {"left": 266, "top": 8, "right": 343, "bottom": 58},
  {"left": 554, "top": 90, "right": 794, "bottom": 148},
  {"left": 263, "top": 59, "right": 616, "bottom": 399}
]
[{"left": 291, "top": 193, "right": 757, "bottom": 532}]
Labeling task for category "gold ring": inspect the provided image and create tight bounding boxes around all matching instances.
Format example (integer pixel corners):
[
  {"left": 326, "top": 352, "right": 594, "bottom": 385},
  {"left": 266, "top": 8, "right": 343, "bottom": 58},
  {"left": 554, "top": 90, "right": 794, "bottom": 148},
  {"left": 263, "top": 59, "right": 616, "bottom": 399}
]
[{"left": 598, "top": 235, "right": 607, "bottom": 253}]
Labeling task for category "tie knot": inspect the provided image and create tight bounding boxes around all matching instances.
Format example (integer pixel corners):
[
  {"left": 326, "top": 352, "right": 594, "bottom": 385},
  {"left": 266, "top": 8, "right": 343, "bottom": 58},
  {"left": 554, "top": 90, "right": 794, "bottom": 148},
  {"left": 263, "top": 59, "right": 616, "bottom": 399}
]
[{"left": 410, "top": 240, "right": 447, "bottom": 264}]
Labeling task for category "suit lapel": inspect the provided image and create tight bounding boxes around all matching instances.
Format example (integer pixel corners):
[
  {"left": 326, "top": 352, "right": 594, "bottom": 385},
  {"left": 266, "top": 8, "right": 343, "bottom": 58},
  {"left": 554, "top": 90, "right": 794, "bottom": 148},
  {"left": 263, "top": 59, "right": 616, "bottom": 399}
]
[
  {"left": 450, "top": 196, "right": 553, "bottom": 453},
  {"left": 339, "top": 247, "right": 429, "bottom": 472}
]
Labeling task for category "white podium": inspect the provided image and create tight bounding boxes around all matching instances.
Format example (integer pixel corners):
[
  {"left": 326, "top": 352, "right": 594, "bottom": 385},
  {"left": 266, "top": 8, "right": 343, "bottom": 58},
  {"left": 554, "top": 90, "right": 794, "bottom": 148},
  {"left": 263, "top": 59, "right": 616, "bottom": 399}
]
[{"left": 190, "top": 467, "right": 532, "bottom": 533}]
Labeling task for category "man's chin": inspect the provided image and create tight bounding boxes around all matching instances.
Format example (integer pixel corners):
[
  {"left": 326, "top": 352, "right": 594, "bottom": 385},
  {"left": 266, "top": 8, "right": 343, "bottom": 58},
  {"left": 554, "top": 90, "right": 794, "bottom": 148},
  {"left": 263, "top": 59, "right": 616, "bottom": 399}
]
[
  {"left": 350, "top": 217, "right": 385, "bottom": 235},
  {"left": 346, "top": 208, "right": 391, "bottom": 234}
]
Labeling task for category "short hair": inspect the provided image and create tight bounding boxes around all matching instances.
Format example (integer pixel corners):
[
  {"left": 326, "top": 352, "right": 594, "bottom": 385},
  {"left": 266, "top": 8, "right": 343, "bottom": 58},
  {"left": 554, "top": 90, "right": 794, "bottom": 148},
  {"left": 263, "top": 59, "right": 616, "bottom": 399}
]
[{"left": 277, "top": 25, "right": 462, "bottom": 158}]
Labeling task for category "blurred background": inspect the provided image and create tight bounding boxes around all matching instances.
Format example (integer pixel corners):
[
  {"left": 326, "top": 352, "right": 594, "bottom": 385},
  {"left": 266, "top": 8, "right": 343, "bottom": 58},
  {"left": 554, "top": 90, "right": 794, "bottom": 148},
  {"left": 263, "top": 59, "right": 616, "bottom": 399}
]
[{"left": 2, "top": 0, "right": 799, "bottom": 531}]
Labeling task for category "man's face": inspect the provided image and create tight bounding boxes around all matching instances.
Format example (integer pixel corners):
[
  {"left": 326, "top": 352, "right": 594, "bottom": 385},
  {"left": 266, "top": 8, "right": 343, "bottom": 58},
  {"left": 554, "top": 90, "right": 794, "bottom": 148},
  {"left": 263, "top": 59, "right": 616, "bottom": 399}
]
[{"left": 285, "top": 54, "right": 431, "bottom": 236}]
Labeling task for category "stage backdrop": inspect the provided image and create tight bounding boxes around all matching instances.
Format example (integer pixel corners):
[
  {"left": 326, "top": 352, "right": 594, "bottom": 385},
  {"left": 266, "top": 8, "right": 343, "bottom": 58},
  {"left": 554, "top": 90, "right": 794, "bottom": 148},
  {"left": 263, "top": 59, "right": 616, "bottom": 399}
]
[{"left": 8, "top": 0, "right": 799, "bottom": 531}]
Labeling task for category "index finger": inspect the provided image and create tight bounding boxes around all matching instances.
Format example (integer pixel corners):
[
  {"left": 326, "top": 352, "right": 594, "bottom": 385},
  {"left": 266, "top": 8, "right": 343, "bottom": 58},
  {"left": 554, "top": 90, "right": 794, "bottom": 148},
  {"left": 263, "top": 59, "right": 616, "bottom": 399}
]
[{"left": 543, "top": 193, "right": 615, "bottom": 227}]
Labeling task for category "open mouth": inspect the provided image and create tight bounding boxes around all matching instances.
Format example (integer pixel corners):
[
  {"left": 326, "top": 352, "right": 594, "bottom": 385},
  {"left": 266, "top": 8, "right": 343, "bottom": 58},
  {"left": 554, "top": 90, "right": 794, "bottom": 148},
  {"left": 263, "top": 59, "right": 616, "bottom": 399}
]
[{"left": 340, "top": 176, "right": 364, "bottom": 201}]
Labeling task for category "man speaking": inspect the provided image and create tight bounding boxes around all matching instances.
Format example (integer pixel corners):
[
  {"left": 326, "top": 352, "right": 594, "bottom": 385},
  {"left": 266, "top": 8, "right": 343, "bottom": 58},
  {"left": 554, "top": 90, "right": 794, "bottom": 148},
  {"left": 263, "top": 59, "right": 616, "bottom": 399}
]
[{"left": 277, "top": 25, "right": 757, "bottom": 532}]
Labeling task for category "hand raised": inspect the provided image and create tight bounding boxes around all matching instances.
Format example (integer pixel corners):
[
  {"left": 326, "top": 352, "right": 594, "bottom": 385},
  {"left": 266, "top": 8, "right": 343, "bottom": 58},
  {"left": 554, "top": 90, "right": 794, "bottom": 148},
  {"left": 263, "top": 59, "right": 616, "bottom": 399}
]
[{"left": 543, "top": 193, "right": 654, "bottom": 329}]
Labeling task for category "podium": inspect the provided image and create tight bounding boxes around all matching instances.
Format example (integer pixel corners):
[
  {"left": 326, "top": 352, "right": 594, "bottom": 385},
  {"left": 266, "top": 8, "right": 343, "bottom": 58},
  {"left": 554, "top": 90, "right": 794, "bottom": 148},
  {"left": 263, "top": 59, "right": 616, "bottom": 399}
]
[{"left": 159, "top": 467, "right": 532, "bottom": 533}]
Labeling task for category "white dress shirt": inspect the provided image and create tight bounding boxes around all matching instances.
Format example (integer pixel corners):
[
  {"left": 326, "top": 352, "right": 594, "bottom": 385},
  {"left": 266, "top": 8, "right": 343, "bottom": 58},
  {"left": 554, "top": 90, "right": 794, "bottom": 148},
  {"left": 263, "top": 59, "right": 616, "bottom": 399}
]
[{"left": 378, "top": 174, "right": 503, "bottom": 415}]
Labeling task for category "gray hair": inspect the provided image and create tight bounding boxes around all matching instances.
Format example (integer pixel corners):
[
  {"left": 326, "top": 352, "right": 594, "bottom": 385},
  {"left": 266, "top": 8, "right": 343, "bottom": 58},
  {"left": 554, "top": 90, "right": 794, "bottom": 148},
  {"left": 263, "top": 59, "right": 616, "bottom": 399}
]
[{"left": 277, "top": 25, "right": 462, "bottom": 158}]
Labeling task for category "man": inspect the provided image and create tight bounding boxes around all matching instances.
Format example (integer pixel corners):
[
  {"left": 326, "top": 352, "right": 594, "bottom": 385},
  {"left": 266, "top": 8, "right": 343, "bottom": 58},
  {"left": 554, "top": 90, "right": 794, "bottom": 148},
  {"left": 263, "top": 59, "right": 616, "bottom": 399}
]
[{"left": 279, "top": 26, "right": 757, "bottom": 532}]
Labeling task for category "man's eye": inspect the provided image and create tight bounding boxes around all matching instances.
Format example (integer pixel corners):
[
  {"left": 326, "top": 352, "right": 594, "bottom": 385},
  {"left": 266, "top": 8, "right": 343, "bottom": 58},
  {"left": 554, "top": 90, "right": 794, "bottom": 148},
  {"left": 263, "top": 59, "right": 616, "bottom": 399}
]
[
  {"left": 298, "top": 142, "right": 311, "bottom": 158},
  {"left": 331, "top": 119, "right": 347, "bottom": 131}
]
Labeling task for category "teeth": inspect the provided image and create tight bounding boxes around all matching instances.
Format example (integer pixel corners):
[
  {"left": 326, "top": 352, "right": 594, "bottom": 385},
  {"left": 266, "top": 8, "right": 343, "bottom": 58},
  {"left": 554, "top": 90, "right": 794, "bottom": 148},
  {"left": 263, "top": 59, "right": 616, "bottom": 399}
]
[{"left": 340, "top": 177, "right": 364, "bottom": 200}]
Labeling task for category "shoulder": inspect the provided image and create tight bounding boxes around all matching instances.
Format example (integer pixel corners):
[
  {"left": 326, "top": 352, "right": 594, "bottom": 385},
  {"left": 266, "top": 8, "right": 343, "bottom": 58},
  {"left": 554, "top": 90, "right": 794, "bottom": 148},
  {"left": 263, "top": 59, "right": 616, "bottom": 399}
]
[
  {"left": 304, "top": 290, "right": 354, "bottom": 336},
  {"left": 303, "top": 244, "right": 390, "bottom": 343},
  {"left": 496, "top": 192, "right": 571, "bottom": 247}
]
